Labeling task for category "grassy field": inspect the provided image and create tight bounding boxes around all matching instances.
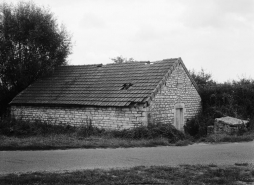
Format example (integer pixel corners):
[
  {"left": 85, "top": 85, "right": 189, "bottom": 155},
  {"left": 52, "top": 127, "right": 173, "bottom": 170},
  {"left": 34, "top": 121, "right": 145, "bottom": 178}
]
[{"left": 0, "top": 164, "right": 253, "bottom": 184}]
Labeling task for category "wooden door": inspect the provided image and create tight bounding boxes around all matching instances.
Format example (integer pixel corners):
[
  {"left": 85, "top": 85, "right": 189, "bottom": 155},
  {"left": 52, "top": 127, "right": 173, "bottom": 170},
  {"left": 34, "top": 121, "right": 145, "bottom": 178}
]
[{"left": 175, "top": 108, "right": 183, "bottom": 130}]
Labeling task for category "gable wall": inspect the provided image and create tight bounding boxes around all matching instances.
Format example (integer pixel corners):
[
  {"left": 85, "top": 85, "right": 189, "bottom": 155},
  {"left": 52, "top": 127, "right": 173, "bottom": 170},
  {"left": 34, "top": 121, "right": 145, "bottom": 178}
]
[
  {"left": 148, "top": 63, "right": 201, "bottom": 129},
  {"left": 11, "top": 105, "right": 148, "bottom": 129}
]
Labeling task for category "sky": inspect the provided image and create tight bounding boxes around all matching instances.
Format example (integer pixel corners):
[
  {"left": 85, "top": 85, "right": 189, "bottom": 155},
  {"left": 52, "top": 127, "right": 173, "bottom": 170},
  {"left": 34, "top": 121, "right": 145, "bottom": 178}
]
[{"left": 2, "top": 0, "right": 254, "bottom": 82}]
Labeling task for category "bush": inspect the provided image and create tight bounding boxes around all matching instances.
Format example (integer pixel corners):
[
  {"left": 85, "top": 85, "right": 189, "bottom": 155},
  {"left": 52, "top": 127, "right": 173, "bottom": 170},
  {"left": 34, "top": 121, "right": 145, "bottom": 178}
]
[
  {"left": 200, "top": 80, "right": 254, "bottom": 120},
  {"left": 190, "top": 70, "right": 254, "bottom": 137},
  {"left": 76, "top": 119, "right": 105, "bottom": 137},
  {"left": 175, "top": 140, "right": 193, "bottom": 146},
  {"left": 109, "top": 123, "right": 185, "bottom": 142},
  {"left": 0, "top": 118, "right": 185, "bottom": 142},
  {"left": 0, "top": 117, "right": 75, "bottom": 136},
  {"left": 184, "top": 118, "right": 199, "bottom": 137},
  {"left": 184, "top": 112, "right": 215, "bottom": 138},
  {"left": 247, "top": 119, "right": 254, "bottom": 131}
]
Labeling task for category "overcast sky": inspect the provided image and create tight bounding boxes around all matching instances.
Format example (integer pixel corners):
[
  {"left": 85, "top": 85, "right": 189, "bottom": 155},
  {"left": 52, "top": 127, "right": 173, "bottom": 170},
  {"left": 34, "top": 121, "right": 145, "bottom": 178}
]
[{"left": 3, "top": 0, "right": 254, "bottom": 82}]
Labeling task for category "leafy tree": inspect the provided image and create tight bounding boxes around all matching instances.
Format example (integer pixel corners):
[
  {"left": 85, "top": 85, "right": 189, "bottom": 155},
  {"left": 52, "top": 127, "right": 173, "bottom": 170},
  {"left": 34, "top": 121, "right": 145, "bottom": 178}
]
[
  {"left": 0, "top": 1, "right": 72, "bottom": 116},
  {"left": 189, "top": 68, "right": 216, "bottom": 89},
  {"left": 111, "top": 56, "right": 135, "bottom": 63}
]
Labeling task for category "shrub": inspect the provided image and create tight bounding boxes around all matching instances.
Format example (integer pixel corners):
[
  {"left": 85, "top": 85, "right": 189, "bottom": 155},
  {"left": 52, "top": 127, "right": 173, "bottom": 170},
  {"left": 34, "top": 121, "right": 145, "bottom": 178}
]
[
  {"left": 109, "top": 123, "right": 185, "bottom": 142},
  {"left": 190, "top": 70, "right": 254, "bottom": 137},
  {"left": 184, "top": 112, "right": 215, "bottom": 138},
  {"left": 175, "top": 140, "right": 192, "bottom": 146},
  {"left": 1, "top": 117, "right": 185, "bottom": 143},
  {"left": 0, "top": 117, "right": 75, "bottom": 136},
  {"left": 246, "top": 119, "right": 254, "bottom": 131},
  {"left": 200, "top": 81, "right": 254, "bottom": 120},
  {"left": 76, "top": 119, "right": 105, "bottom": 137},
  {"left": 184, "top": 118, "right": 199, "bottom": 137}
]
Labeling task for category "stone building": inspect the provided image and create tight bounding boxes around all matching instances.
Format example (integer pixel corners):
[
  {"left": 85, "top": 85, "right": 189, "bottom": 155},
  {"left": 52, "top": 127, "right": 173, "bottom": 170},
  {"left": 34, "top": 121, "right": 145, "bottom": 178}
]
[{"left": 10, "top": 58, "right": 201, "bottom": 130}]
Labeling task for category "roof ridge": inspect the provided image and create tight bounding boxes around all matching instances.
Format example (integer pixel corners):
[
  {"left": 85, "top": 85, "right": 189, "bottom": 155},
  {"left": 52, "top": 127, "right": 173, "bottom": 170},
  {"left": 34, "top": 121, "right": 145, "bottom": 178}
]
[
  {"left": 105, "top": 61, "right": 150, "bottom": 66},
  {"left": 60, "top": 59, "right": 179, "bottom": 68},
  {"left": 60, "top": 64, "right": 101, "bottom": 67},
  {"left": 151, "top": 58, "right": 179, "bottom": 63}
]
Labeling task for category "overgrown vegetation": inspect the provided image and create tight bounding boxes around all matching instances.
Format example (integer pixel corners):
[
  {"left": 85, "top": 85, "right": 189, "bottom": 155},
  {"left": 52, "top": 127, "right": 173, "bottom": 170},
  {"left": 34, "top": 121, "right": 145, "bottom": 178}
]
[
  {"left": 1, "top": 164, "right": 253, "bottom": 185},
  {"left": 201, "top": 132, "right": 254, "bottom": 143},
  {"left": 185, "top": 69, "right": 254, "bottom": 138},
  {"left": 0, "top": 118, "right": 185, "bottom": 141},
  {"left": 0, "top": 118, "right": 75, "bottom": 136},
  {"left": 0, "top": 118, "right": 187, "bottom": 150}
]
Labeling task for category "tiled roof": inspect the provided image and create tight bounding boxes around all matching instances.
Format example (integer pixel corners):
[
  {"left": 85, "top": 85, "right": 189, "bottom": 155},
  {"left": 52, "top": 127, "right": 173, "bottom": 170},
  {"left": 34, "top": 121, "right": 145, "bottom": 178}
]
[{"left": 10, "top": 58, "right": 185, "bottom": 107}]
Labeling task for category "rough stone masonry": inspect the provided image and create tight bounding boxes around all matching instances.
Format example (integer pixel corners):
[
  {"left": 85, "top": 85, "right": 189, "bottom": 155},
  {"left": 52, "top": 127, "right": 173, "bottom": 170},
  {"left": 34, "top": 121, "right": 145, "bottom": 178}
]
[{"left": 11, "top": 62, "right": 201, "bottom": 130}]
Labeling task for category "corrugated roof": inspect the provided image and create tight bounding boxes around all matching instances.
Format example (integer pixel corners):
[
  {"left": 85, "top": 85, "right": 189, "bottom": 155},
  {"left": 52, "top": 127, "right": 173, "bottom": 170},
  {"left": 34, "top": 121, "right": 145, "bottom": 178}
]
[{"left": 10, "top": 59, "right": 180, "bottom": 107}]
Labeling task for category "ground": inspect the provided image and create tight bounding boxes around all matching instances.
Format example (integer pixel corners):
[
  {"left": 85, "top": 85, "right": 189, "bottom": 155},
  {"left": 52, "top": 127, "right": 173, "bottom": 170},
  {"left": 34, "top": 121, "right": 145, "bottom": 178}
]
[
  {"left": 1, "top": 141, "right": 253, "bottom": 174},
  {"left": 1, "top": 164, "right": 254, "bottom": 185}
]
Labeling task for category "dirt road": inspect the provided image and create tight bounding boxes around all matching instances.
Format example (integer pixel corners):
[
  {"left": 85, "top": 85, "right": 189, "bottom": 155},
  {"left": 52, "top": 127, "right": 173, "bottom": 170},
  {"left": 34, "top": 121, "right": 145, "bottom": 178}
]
[{"left": 1, "top": 141, "right": 254, "bottom": 174}]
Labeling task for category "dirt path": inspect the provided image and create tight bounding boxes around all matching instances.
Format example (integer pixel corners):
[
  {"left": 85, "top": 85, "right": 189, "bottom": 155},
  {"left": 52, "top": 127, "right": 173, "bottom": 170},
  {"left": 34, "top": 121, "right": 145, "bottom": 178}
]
[{"left": 1, "top": 141, "right": 254, "bottom": 174}]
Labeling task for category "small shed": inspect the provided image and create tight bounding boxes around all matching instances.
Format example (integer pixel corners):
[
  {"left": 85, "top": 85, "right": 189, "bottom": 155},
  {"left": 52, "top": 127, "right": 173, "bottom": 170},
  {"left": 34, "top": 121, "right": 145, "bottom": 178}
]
[{"left": 10, "top": 58, "right": 201, "bottom": 130}]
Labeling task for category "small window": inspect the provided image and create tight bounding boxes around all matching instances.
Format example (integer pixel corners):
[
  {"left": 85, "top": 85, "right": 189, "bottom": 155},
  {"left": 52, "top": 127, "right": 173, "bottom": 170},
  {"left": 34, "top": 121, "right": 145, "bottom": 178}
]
[{"left": 121, "top": 83, "right": 133, "bottom": 90}]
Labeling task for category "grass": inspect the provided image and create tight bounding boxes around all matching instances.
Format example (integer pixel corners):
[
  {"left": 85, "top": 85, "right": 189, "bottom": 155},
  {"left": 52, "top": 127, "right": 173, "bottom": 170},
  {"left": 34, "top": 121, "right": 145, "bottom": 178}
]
[
  {"left": 0, "top": 118, "right": 254, "bottom": 151},
  {"left": 2, "top": 131, "right": 253, "bottom": 151},
  {"left": 0, "top": 118, "right": 188, "bottom": 150},
  {"left": 0, "top": 164, "right": 253, "bottom": 184},
  {"left": 0, "top": 134, "right": 172, "bottom": 150},
  {"left": 175, "top": 139, "right": 193, "bottom": 146},
  {"left": 200, "top": 131, "right": 254, "bottom": 143}
]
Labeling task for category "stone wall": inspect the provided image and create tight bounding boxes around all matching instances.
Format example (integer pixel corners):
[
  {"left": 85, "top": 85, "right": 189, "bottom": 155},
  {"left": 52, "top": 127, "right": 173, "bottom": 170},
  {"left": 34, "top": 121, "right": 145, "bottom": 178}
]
[
  {"left": 11, "top": 62, "right": 201, "bottom": 130},
  {"left": 11, "top": 105, "right": 148, "bottom": 129},
  {"left": 148, "top": 62, "right": 201, "bottom": 130},
  {"left": 213, "top": 117, "right": 248, "bottom": 135}
]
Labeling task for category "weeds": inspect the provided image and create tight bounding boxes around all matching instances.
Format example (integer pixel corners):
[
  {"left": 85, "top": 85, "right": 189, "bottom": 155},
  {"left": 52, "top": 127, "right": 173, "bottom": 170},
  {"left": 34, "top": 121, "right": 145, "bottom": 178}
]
[
  {"left": 76, "top": 119, "right": 105, "bottom": 137},
  {"left": 1, "top": 165, "right": 253, "bottom": 185},
  {"left": 0, "top": 118, "right": 188, "bottom": 150},
  {"left": 0, "top": 118, "right": 75, "bottom": 136},
  {"left": 0, "top": 118, "right": 185, "bottom": 141},
  {"left": 108, "top": 123, "right": 185, "bottom": 142},
  {"left": 200, "top": 132, "right": 254, "bottom": 143},
  {"left": 175, "top": 140, "right": 193, "bottom": 146}
]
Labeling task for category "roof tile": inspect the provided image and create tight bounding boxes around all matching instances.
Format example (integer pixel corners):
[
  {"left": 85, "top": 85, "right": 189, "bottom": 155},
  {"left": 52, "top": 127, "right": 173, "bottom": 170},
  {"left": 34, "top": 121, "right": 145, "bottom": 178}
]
[{"left": 11, "top": 59, "right": 179, "bottom": 106}]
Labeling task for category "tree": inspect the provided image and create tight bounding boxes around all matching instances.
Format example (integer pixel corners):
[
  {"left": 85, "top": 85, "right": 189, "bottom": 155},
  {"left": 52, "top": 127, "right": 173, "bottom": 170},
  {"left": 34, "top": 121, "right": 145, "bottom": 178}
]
[
  {"left": 111, "top": 56, "right": 135, "bottom": 63},
  {"left": 0, "top": 1, "right": 72, "bottom": 116},
  {"left": 189, "top": 68, "right": 216, "bottom": 89}
]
